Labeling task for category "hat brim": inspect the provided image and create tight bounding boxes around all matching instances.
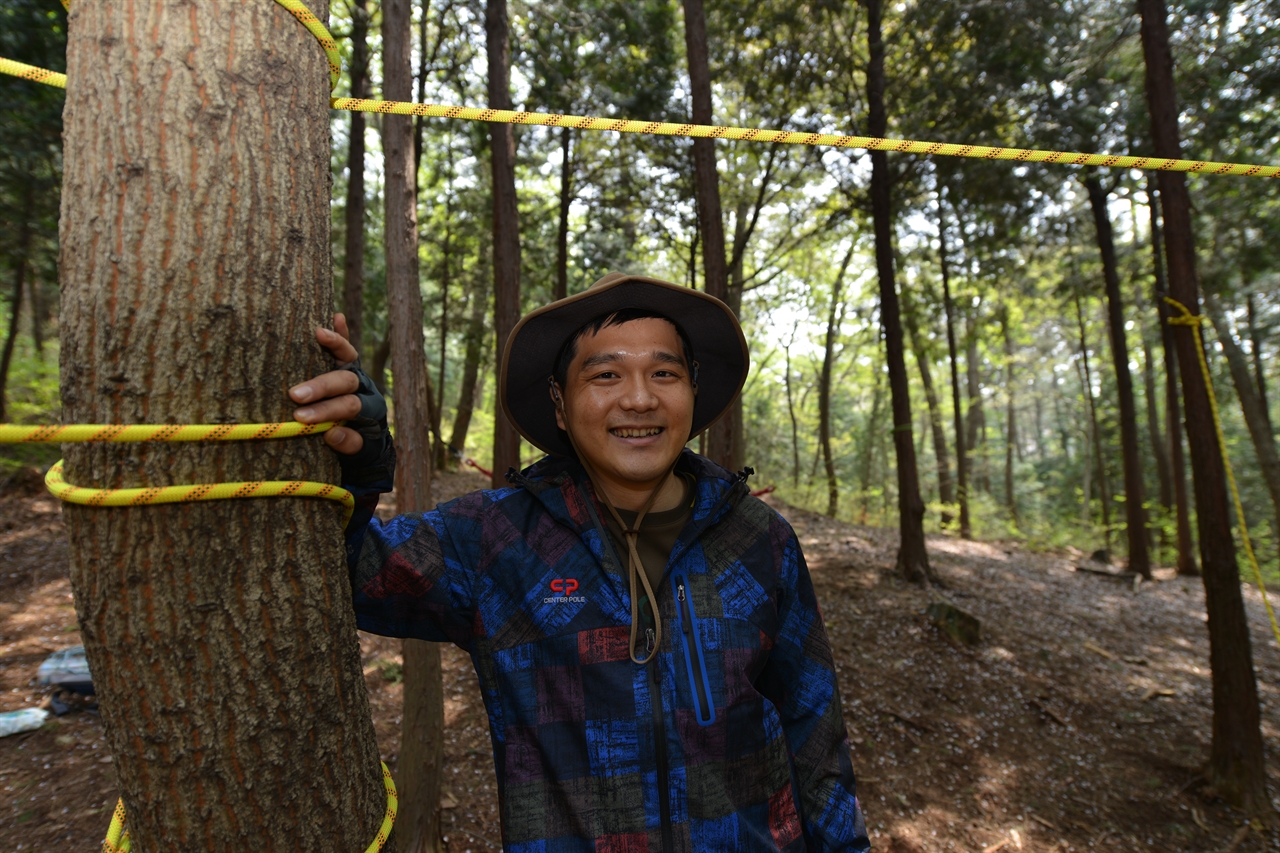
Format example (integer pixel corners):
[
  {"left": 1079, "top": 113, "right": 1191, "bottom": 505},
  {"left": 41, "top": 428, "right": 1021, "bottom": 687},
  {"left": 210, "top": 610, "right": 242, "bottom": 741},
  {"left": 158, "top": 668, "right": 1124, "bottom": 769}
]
[{"left": 500, "top": 275, "right": 749, "bottom": 457}]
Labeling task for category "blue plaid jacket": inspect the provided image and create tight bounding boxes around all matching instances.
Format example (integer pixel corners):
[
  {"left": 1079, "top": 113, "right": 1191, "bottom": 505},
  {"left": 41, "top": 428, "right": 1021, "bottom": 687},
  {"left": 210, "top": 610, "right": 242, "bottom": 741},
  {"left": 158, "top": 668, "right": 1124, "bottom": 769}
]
[{"left": 345, "top": 449, "right": 869, "bottom": 852}]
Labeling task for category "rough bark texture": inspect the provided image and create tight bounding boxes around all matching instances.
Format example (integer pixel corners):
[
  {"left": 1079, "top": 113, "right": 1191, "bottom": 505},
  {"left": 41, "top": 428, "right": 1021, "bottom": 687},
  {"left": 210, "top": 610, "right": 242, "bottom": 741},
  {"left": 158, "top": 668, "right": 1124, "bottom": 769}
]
[
  {"left": 555, "top": 126, "right": 573, "bottom": 303},
  {"left": 819, "top": 250, "right": 853, "bottom": 518},
  {"left": 906, "top": 306, "right": 955, "bottom": 525},
  {"left": 682, "top": 0, "right": 736, "bottom": 472},
  {"left": 486, "top": 0, "right": 522, "bottom": 486},
  {"left": 1138, "top": 0, "right": 1268, "bottom": 813},
  {"left": 939, "top": 206, "right": 971, "bottom": 538},
  {"left": 1148, "top": 180, "right": 1196, "bottom": 575},
  {"left": 1204, "top": 294, "right": 1280, "bottom": 559},
  {"left": 1085, "top": 175, "right": 1150, "bottom": 578},
  {"left": 866, "top": 0, "right": 931, "bottom": 583},
  {"left": 58, "top": 3, "right": 390, "bottom": 849},
  {"left": 1001, "top": 308, "right": 1019, "bottom": 527},
  {"left": 342, "top": 0, "right": 370, "bottom": 354},
  {"left": 383, "top": 3, "right": 445, "bottom": 849}
]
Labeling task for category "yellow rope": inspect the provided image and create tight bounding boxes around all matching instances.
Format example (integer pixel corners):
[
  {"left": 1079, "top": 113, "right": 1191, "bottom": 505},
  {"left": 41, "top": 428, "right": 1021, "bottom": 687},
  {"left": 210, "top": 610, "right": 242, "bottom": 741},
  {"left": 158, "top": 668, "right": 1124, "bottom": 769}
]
[
  {"left": 0, "top": 421, "right": 355, "bottom": 522},
  {"left": 102, "top": 760, "right": 398, "bottom": 853},
  {"left": 3, "top": 2, "right": 1278, "bottom": 178},
  {"left": 1166, "top": 298, "right": 1280, "bottom": 650}
]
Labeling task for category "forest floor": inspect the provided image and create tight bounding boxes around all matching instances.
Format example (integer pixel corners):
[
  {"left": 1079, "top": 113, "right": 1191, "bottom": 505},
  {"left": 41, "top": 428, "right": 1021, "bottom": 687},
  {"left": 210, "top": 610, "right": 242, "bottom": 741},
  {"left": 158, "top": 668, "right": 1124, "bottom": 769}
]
[{"left": 3, "top": 466, "right": 1280, "bottom": 852}]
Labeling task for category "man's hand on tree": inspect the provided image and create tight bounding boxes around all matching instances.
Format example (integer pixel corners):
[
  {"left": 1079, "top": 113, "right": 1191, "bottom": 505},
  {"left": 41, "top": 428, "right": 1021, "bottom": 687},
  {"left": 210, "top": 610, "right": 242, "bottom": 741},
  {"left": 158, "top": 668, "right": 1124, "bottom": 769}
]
[{"left": 289, "top": 314, "right": 381, "bottom": 456}]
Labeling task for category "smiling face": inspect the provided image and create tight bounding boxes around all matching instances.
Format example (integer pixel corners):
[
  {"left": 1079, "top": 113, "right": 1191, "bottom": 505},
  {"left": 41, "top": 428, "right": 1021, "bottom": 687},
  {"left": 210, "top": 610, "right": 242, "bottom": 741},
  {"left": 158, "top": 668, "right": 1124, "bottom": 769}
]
[{"left": 553, "top": 317, "right": 695, "bottom": 507}]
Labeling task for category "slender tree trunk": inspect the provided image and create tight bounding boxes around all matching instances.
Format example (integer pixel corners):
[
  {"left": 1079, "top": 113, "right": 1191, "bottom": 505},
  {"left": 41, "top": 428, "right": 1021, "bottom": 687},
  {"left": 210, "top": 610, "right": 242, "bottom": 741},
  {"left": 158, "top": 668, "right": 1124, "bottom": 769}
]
[
  {"left": 858, "top": 360, "right": 886, "bottom": 526},
  {"left": 58, "top": 4, "right": 391, "bottom": 849},
  {"left": 28, "top": 255, "right": 44, "bottom": 359},
  {"left": 449, "top": 274, "right": 489, "bottom": 457},
  {"left": 0, "top": 185, "right": 32, "bottom": 423},
  {"left": 1143, "top": 337, "right": 1173, "bottom": 518},
  {"left": 785, "top": 334, "right": 801, "bottom": 488},
  {"left": 371, "top": 334, "right": 393, "bottom": 396},
  {"left": 1001, "top": 308, "right": 1019, "bottom": 527},
  {"left": 866, "top": 0, "right": 931, "bottom": 582},
  {"left": 555, "top": 126, "right": 573, "bottom": 302},
  {"left": 940, "top": 204, "right": 971, "bottom": 538},
  {"left": 1148, "top": 179, "right": 1196, "bottom": 575},
  {"left": 965, "top": 324, "right": 989, "bottom": 493},
  {"left": 905, "top": 304, "right": 954, "bottom": 524},
  {"left": 819, "top": 249, "right": 854, "bottom": 518},
  {"left": 682, "top": 0, "right": 735, "bottom": 471},
  {"left": 1075, "top": 293, "right": 1112, "bottom": 551},
  {"left": 487, "top": 0, "right": 522, "bottom": 485},
  {"left": 1204, "top": 293, "right": 1280, "bottom": 558},
  {"left": 384, "top": 4, "right": 444, "bottom": 850},
  {"left": 1138, "top": 0, "right": 1267, "bottom": 812},
  {"left": 342, "top": 0, "right": 371, "bottom": 353},
  {"left": 1246, "top": 293, "right": 1269, "bottom": 428},
  {"left": 1085, "top": 174, "right": 1150, "bottom": 578}
]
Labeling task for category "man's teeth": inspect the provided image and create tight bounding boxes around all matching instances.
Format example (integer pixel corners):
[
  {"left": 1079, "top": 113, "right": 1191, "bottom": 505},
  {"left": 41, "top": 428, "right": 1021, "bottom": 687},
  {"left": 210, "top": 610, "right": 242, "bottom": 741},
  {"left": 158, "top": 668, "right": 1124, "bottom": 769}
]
[{"left": 613, "top": 427, "right": 663, "bottom": 438}]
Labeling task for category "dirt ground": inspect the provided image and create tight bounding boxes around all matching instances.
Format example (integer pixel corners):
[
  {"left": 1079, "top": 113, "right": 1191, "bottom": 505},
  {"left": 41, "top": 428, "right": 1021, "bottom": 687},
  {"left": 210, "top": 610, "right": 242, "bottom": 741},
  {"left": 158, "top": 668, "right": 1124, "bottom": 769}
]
[{"left": 3, "top": 467, "right": 1279, "bottom": 852}]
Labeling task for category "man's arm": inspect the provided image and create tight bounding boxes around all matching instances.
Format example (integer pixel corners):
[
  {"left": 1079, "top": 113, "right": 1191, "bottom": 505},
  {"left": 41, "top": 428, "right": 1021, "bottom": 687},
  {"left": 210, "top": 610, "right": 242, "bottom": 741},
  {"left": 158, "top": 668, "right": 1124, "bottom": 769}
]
[
  {"left": 291, "top": 315, "right": 476, "bottom": 648},
  {"left": 755, "top": 527, "right": 870, "bottom": 852}
]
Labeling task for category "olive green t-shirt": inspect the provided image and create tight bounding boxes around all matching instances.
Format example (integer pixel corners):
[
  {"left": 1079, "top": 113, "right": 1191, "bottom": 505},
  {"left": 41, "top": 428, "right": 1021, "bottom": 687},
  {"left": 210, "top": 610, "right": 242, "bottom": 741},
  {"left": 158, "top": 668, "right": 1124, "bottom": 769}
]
[{"left": 602, "top": 473, "right": 696, "bottom": 594}]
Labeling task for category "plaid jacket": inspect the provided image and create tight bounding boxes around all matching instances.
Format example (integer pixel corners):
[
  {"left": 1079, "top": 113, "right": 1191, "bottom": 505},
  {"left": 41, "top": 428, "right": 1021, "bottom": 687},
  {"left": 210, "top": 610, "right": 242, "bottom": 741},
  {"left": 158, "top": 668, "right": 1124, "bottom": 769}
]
[{"left": 345, "top": 449, "right": 869, "bottom": 852}]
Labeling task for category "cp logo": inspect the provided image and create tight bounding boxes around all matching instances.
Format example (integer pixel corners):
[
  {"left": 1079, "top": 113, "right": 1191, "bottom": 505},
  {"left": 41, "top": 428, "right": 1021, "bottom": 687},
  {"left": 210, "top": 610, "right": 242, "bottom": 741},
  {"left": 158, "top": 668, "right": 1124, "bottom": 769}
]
[{"left": 550, "top": 578, "right": 579, "bottom": 595}]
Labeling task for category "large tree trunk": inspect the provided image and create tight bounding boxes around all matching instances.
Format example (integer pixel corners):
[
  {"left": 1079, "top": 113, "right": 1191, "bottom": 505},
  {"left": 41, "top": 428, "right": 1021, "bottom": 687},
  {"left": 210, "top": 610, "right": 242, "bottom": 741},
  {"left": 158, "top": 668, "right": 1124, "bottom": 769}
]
[
  {"left": 0, "top": 184, "right": 31, "bottom": 423},
  {"left": 1074, "top": 294, "right": 1113, "bottom": 551},
  {"left": 1000, "top": 307, "right": 1019, "bottom": 527},
  {"left": 486, "top": 0, "right": 522, "bottom": 485},
  {"left": 1084, "top": 174, "right": 1150, "bottom": 578},
  {"left": 1204, "top": 293, "right": 1280, "bottom": 559},
  {"left": 866, "top": 0, "right": 932, "bottom": 582},
  {"left": 682, "top": 0, "right": 735, "bottom": 471},
  {"left": 342, "top": 0, "right": 370, "bottom": 353},
  {"left": 819, "top": 249, "right": 854, "bottom": 518},
  {"left": 58, "top": 4, "right": 391, "bottom": 849},
  {"left": 905, "top": 301, "right": 954, "bottom": 525},
  {"left": 1148, "top": 179, "right": 1197, "bottom": 575},
  {"left": 1138, "top": 0, "right": 1268, "bottom": 812},
  {"left": 383, "top": 3, "right": 445, "bottom": 850},
  {"left": 939, "top": 203, "right": 971, "bottom": 538},
  {"left": 449, "top": 272, "right": 489, "bottom": 458}
]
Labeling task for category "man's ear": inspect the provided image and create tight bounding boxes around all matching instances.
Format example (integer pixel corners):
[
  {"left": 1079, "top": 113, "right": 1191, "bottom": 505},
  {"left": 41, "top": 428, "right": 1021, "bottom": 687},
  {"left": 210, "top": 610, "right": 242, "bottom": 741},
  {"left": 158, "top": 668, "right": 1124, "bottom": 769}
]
[{"left": 549, "top": 378, "right": 567, "bottom": 431}]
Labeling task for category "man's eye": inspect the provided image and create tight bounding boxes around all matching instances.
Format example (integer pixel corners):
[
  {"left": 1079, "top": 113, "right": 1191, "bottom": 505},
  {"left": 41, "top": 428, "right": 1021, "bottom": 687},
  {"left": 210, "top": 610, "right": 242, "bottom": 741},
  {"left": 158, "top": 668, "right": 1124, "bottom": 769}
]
[{"left": 593, "top": 371, "right": 618, "bottom": 380}]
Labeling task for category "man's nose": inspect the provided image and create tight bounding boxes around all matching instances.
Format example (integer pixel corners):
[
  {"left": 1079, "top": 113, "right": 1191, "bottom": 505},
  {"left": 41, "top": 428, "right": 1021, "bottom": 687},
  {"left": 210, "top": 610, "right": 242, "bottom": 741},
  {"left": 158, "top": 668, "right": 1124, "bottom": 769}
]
[{"left": 617, "top": 376, "right": 660, "bottom": 411}]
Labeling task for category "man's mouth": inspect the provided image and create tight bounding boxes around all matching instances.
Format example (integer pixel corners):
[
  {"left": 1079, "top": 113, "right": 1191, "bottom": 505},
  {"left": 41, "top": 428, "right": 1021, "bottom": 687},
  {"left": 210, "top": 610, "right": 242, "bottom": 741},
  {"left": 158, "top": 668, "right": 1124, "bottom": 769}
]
[{"left": 611, "top": 427, "right": 664, "bottom": 438}]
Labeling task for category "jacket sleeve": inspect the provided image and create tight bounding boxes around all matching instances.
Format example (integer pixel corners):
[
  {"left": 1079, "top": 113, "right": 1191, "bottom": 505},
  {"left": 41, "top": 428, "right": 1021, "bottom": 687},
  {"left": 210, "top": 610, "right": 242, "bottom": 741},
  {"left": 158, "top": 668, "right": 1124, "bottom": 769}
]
[
  {"left": 342, "top": 439, "right": 477, "bottom": 649},
  {"left": 755, "top": 529, "right": 870, "bottom": 852}
]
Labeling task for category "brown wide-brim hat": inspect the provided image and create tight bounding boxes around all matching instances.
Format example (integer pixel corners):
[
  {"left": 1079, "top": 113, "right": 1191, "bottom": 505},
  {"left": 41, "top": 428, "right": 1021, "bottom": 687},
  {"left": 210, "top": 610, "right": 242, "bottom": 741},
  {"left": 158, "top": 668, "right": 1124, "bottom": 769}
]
[{"left": 500, "top": 272, "right": 749, "bottom": 457}]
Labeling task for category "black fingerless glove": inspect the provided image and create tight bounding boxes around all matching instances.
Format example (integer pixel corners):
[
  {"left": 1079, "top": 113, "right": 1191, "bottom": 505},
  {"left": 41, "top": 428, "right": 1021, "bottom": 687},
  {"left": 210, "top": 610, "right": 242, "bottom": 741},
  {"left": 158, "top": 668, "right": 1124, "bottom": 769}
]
[{"left": 337, "top": 360, "right": 397, "bottom": 490}]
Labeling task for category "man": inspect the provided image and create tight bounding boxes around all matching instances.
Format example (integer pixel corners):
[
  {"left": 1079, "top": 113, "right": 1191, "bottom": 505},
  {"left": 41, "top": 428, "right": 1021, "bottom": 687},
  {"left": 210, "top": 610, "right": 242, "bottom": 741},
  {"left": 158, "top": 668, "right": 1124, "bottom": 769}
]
[{"left": 291, "top": 273, "right": 869, "bottom": 851}]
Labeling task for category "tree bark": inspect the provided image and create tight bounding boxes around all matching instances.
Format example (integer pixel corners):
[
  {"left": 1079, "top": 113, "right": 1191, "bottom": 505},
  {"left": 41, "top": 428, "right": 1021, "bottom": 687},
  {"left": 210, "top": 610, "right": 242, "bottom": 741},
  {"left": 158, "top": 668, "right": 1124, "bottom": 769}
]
[
  {"left": 1246, "top": 294, "right": 1269, "bottom": 428},
  {"left": 1204, "top": 293, "right": 1280, "bottom": 561},
  {"left": 487, "top": 0, "right": 522, "bottom": 485},
  {"left": 449, "top": 272, "right": 489, "bottom": 458},
  {"left": 1074, "top": 293, "right": 1112, "bottom": 552},
  {"left": 58, "top": 3, "right": 391, "bottom": 849},
  {"left": 342, "top": 0, "right": 370, "bottom": 354},
  {"left": 555, "top": 126, "right": 573, "bottom": 302},
  {"left": 1147, "top": 178, "right": 1197, "bottom": 575},
  {"left": 939, "top": 203, "right": 971, "bottom": 538},
  {"left": 682, "top": 0, "right": 735, "bottom": 471},
  {"left": 784, "top": 333, "right": 801, "bottom": 488},
  {"left": 866, "top": 0, "right": 932, "bottom": 582},
  {"left": 905, "top": 301, "right": 955, "bottom": 524},
  {"left": 819, "top": 248, "right": 854, "bottom": 518},
  {"left": 1084, "top": 174, "right": 1150, "bottom": 578},
  {"left": 1001, "top": 307, "right": 1019, "bottom": 527},
  {"left": 0, "top": 184, "right": 31, "bottom": 424},
  {"left": 1138, "top": 0, "right": 1268, "bottom": 812},
  {"left": 383, "top": 4, "right": 445, "bottom": 850},
  {"left": 1142, "top": 337, "right": 1173, "bottom": 521}
]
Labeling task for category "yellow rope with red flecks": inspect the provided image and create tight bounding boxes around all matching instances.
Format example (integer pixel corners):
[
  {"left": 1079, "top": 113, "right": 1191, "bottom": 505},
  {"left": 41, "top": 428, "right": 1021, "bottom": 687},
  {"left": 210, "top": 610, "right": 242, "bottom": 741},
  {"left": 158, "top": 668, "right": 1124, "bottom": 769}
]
[
  {"left": 3, "top": 0, "right": 1277, "bottom": 178},
  {"left": 1165, "top": 300, "right": 1280, "bottom": 651},
  {"left": 0, "top": 421, "right": 355, "bottom": 522},
  {"left": 101, "top": 761, "right": 398, "bottom": 853}
]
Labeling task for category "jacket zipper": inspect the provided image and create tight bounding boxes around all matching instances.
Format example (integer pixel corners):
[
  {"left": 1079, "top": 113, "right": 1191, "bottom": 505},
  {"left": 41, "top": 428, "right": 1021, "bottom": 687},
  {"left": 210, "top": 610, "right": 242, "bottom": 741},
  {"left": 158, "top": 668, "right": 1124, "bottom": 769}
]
[
  {"left": 648, "top": 632, "right": 675, "bottom": 853},
  {"left": 676, "top": 579, "right": 715, "bottom": 726}
]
